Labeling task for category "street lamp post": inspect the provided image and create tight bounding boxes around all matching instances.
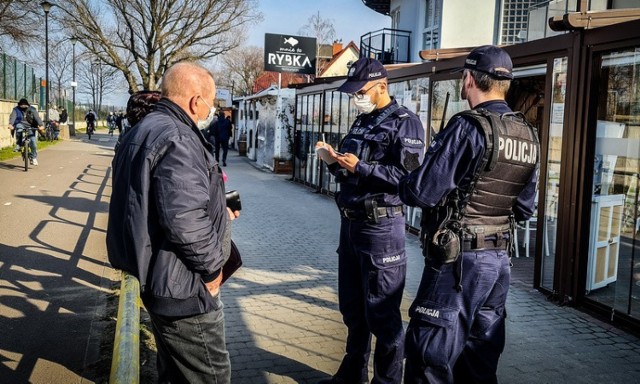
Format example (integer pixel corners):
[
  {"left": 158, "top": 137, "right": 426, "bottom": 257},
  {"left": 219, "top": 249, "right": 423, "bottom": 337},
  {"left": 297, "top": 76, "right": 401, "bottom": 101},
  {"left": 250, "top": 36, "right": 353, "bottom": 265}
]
[
  {"left": 71, "top": 37, "right": 77, "bottom": 136},
  {"left": 41, "top": 1, "right": 54, "bottom": 126},
  {"left": 92, "top": 61, "right": 102, "bottom": 112}
]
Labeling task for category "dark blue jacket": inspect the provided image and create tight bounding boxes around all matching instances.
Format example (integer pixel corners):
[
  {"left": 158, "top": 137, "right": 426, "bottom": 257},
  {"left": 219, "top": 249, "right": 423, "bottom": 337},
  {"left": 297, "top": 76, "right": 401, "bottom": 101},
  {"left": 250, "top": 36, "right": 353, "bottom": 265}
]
[
  {"left": 399, "top": 100, "right": 537, "bottom": 222},
  {"left": 330, "top": 99, "right": 426, "bottom": 208},
  {"left": 107, "top": 98, "right": 227, "bottom": 317},
  {"left": 211, "top": 115, "right": 231, "bottom": 142}
]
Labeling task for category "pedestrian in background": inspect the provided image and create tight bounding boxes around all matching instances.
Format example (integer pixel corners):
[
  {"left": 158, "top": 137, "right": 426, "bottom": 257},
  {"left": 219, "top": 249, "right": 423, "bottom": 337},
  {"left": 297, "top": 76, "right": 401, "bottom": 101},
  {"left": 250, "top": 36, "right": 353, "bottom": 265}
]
[
  {"left": 115, "top": 111, "right": 125, "bottom": 135},
  {"left": 48, "top": 104, "right": 60, "bottom": 122},
  {"left": 114, "top": 90, "right": 161, "bottom": 152},
  {"left": 59, "top": 106, "right": 68, "bottom": 138},
  {"left": 59, "top": 107, "right": 68, "bottom": 126},
  {"left": 316, "top": 57, "right": 426, "bottom": 384},
  {"left": 48, "top": 105, "right": 60, "bottom": 140},
  {"left": 398, "top": 45, "right": 539, "bottom": 383},
  {"left": 125, "top": 90, "right": 161, "bottom": 128},
  {"left": 107, "top": 61, "right": 238, "bottom": 384},
  {"left": 210, "top": 111, "right": 231, "bottom": 166},
  {"left": 226, "top": 114, "right": 235, "bottom": 149},
  {"left": 200, "top": 117, "right": 216, "bottom": 154}
]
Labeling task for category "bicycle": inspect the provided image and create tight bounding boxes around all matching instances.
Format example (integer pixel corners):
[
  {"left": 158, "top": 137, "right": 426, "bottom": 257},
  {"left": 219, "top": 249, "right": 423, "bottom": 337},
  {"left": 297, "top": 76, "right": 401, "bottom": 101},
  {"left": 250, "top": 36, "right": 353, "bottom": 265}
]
[
  {"left": 15, "top": 125, "right": 33, "bottom": 172},
  {"left": 107, "top": 121, "right": 116, "bottom": 136},
  {"left": 87, "top": 121, "right": 95, "bottom": 140},
  {"left": 45, "top": 120, "right": 56, "bottom": 142}
]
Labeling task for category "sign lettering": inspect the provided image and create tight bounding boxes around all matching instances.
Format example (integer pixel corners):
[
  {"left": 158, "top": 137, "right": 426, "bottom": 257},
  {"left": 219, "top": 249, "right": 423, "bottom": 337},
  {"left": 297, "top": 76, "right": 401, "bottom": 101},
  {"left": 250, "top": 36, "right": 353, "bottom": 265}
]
[{"left": 264, "top": 33, "right": 317, "bottom": 75}]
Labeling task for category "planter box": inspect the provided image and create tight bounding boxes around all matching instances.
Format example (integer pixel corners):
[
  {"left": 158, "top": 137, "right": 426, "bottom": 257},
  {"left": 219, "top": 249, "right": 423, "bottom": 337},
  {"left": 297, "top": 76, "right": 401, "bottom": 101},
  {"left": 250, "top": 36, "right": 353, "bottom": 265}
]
[
  {"left": 273, "top": 159, "right": 293, "bottom": 174},
  {"left": 238, "top": 140, "right": 247, "bottom": 156}
]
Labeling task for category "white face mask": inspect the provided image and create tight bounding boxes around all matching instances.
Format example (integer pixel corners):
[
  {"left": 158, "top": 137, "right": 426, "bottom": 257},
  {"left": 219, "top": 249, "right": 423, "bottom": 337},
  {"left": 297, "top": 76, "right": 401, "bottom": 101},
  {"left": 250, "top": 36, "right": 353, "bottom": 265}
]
[
  {"left": 197, "top": 96, "right": 216, "bottom": 129},
  {"left": 352, "top": 94, "right": 376, "bottom": 114}
]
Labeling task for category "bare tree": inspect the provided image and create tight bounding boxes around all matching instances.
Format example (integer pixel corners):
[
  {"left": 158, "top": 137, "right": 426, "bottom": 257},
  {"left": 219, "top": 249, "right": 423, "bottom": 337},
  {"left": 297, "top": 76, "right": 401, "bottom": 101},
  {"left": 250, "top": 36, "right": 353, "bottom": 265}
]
[
  {"left": 298, "top": 11, "right": 336, "bottom": 76},
  {"left": 53, "top": 0, "right": 262, "bottom": 92},
  {"left": 76, "top": 52, "right": 121, "bottom": 113},
  {"left": 216, "top": 46, "right": 264, "bottom": 96},
  {"left": 0, "top": 1, "right": 40, "bottom": 50},
  {"left": 298, "top": 11, "right": 336, "bottom": 45},
  {"left": 48, "top": 38, "right": 74, "bottom": 106}
]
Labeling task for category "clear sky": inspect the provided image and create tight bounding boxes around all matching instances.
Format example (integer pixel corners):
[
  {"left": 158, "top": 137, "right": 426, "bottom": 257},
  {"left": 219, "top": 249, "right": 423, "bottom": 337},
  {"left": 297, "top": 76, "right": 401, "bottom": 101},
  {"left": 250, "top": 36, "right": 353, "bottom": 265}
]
[{"left": 248, "top": 0, "right": 390, "bottom": 47}]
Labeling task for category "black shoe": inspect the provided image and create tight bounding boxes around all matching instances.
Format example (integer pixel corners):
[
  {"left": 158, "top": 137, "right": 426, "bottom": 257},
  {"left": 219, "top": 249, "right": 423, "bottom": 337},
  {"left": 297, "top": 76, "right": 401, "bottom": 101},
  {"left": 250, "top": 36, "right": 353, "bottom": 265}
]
[
  {"left": 318, "top": 377, "right": 367, "bottom": 384},
  {"left": 223, "top": 162, "right": 227, "bottom": 166}
]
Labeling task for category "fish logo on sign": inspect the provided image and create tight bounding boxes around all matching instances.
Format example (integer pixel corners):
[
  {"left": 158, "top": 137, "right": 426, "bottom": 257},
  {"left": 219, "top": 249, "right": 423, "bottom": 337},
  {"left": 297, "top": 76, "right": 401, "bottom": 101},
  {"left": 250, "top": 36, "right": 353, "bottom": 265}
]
[{"left": 284, "top": 37, "right": 299, "bottom": 47}]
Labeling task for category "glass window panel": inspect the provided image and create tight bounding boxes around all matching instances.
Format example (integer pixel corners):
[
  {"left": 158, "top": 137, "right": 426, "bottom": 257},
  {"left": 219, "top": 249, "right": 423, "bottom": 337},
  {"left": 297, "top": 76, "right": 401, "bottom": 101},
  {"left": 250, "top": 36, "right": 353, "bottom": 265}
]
[
  {"left": 599, "top": 207, "right": 611, "bottom": 242},
  {"left": 540, "top": 57, "right": 567, "bottom": 290},
  {"left": 431, "top": 78, "right": 466, "bottom": 136},
  {"left": 609, "top": 243, "right": 619, "bottom": 279},
  {"left": 596, "top": 247, "right": 607, "bottom": 283},
  {"left": 585, "top": 47, "right": 640, "bottom": 321}
]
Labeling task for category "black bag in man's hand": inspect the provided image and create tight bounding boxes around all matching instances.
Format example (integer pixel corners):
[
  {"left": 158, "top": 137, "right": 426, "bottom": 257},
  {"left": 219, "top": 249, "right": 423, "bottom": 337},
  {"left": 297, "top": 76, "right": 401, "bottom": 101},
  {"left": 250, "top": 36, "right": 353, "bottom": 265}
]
[
  {"left": 222, "top": 240, "right": 242, "bottom": 284},
  {"left": 226, "top": 190, "right": 242, "bottom": 212}
]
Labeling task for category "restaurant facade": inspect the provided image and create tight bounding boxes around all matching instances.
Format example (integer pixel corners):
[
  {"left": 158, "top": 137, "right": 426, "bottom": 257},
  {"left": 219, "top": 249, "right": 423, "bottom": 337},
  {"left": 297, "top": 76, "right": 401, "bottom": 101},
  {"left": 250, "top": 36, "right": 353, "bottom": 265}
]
[{"left": 290, "top": 18, "right": 640, "bottom": 332}]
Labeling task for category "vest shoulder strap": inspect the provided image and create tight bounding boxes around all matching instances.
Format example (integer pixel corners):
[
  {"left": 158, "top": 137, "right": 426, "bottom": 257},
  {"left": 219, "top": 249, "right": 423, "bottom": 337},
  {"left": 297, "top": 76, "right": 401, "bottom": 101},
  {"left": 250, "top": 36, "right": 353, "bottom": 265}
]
[{"left": 453, "top": 108, "right": 500, "bottom": 172}]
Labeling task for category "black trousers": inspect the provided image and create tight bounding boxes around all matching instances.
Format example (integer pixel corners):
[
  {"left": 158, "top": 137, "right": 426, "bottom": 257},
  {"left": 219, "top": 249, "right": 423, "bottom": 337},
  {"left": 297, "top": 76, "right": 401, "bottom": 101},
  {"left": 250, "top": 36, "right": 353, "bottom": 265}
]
[{"left": 214, "top": 139, "right": 228, "bottom": 163}]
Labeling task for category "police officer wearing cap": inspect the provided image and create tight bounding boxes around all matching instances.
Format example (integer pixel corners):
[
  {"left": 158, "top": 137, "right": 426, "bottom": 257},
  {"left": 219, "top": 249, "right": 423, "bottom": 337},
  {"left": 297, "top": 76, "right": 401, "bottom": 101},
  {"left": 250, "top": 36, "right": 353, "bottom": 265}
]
[
  {"left": 316, "top": 58, "right": 425, "bottom": 384},
  {"left": 399, "top": 45, "right": 539, "bottom": 383}
]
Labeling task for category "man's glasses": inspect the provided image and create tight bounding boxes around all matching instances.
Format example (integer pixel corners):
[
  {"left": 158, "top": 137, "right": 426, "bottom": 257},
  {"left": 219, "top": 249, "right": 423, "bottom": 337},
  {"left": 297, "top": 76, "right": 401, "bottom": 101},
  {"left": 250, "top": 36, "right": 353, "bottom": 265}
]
[{"left": 349, "top": 82, "right": 382, "bottom": 99}]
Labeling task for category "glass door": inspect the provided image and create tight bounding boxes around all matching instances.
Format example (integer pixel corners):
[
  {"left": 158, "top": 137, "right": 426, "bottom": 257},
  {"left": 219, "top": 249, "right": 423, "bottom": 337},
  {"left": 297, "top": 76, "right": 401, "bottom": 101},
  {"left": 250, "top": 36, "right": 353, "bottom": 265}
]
[
  {"left": 585, "top": 47, "right": 640, "bottom": 321},
  {"left": 540, "top": 57, "right": 568, "bottom": 291}
]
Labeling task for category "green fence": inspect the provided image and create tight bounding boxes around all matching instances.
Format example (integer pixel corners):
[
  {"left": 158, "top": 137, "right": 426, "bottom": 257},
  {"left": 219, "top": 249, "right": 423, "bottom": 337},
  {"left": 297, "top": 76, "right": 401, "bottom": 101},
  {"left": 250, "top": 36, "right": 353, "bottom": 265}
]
[{"left": 0, "top": 53, "right": 38, "bottom": 104}]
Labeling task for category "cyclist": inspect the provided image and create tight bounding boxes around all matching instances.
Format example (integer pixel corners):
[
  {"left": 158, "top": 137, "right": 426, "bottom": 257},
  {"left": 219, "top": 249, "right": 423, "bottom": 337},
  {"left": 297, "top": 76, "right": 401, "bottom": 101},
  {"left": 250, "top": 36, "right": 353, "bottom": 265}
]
[
  {"left": 107, "top": 111, "right": 117, "bottom": 135},
  {"left": 85, "top": 109, "right": 97, "bottom": 137},
  {"left": 8, "top": 98, "right": 44, "bottom": 166}
]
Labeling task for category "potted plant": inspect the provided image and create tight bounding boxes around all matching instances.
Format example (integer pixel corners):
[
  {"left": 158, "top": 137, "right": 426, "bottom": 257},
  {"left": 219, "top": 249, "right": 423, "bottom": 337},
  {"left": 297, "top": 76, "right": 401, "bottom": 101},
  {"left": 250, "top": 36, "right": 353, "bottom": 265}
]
[{"left": 272, "top": 154, "right": 293, "bottom": 174}]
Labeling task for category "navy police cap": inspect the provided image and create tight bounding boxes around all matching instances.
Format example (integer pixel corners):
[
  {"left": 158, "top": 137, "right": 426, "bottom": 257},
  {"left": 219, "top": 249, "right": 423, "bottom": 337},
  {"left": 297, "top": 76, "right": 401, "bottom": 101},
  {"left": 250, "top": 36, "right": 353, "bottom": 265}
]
[
  {"left": 337, "top": 57, "right": 388, "bottom": 94},
  {"left": 458, "top": 45, "right": 513, "bottom": 80}
]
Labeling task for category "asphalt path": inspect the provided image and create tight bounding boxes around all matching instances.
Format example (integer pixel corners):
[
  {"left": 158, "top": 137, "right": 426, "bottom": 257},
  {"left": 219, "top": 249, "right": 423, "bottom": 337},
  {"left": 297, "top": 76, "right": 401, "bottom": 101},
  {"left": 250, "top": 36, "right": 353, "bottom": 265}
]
[{"left": 0, "top": 132, "right": 119, "bottom": 384}]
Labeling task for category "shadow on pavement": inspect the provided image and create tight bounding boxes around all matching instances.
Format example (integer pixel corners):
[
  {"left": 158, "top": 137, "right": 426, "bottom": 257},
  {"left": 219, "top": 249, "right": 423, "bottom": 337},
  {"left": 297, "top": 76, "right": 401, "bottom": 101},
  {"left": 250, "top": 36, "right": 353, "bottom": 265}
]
[{"left": 0, "top": 161, "right": 119, "bottom": 383}]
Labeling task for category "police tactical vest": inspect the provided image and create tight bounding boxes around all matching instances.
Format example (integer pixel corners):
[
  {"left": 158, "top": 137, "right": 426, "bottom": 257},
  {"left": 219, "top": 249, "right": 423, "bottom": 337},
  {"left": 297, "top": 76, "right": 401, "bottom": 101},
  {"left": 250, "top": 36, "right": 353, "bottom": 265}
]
[
  {"left": 340, "top": 103, "right": 401, "bottom": 163},
  {"left": 456, "top": 108, "right": 539, "bottom": 237}
]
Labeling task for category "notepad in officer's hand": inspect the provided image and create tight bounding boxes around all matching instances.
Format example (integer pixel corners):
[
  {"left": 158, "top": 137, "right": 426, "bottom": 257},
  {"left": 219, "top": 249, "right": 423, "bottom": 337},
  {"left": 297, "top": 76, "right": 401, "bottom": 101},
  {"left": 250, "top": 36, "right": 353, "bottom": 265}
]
[{"left": 316, "top": 146, "right": 338, "bottom": 164}]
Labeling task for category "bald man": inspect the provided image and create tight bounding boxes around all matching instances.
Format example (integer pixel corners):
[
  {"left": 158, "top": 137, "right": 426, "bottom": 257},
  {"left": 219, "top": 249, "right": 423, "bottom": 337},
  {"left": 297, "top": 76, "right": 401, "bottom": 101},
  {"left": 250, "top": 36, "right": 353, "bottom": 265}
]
[{"left": 107, "top": 62, "right": 234, "bottom": 383}]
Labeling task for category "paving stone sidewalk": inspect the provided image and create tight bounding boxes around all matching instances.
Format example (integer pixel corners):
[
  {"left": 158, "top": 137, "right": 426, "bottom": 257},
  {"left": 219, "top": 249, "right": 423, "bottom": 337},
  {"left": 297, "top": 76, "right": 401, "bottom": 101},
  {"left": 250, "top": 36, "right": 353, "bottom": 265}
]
[{"left": 221, "top": 151, "right": 640, "bottom": 384}]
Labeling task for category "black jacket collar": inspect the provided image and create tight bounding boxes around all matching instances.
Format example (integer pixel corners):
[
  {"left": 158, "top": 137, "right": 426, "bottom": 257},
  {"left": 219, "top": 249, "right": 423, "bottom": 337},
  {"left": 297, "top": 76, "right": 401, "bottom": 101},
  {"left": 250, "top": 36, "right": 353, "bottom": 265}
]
[{"left": 155, "top": 97, "right": 212, "bottom": 149}]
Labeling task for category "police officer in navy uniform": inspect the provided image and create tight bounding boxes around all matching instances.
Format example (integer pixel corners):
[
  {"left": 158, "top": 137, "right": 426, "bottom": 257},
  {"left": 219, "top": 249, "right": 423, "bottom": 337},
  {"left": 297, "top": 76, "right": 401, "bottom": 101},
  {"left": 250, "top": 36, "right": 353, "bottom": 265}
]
[
  {"left": 316, "top": 58, "right": 426, "bottom": 384},
  {"left": 399, "top": 45, "right": 539, "bottom": 383}
]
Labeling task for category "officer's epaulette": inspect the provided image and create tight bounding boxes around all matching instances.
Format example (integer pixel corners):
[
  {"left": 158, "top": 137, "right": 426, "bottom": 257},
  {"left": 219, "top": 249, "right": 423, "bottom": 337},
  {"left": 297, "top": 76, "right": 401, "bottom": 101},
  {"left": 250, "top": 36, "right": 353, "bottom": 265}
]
[{"left": 392, "top": 106, "right": 411, "bottom": 120}]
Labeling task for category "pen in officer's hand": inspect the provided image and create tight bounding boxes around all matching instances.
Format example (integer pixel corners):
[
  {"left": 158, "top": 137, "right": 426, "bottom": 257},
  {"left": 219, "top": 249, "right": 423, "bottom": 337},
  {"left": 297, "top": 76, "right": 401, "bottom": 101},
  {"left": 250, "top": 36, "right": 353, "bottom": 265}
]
[{"left": 322, "top": 133, "right": 344, "bottom": 156}]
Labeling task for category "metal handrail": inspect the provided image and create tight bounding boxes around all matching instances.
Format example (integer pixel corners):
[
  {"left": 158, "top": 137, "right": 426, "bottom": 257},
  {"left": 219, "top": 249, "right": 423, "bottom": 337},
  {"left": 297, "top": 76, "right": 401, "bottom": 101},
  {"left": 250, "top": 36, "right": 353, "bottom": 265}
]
[
  {"left": 359, "top": 28, "right": 412, "bottom": 64},
  {"left": 109, "top": 272, "right": 140, "bottom": 384}
]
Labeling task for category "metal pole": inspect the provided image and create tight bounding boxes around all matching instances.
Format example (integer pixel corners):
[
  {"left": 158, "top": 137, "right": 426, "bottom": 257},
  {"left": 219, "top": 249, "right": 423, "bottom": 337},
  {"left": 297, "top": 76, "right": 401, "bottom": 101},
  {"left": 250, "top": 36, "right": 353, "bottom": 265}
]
[
  {"left": 44, "top": 7, "right": 50, "bottom": 124},
  {"left": 72, "top": 39, "right": 76, "bottom": 135}
]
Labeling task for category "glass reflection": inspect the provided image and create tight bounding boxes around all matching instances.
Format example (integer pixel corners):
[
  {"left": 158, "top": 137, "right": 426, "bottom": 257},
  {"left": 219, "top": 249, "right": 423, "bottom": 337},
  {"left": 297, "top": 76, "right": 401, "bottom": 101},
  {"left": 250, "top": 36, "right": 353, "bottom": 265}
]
[{"left": 586, "top": 48, "right": 640, "bottom": 321}]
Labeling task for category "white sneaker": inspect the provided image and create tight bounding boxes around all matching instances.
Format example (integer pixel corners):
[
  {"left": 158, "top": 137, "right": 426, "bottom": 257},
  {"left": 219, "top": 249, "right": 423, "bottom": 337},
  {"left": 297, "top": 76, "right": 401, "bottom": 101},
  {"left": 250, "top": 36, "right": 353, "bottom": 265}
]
[
  {"left": 13, "top": 145, "right": 20, "bottom": 152},
  {"left": 31, "top": 159, "right": 38, "bottom": 166}
]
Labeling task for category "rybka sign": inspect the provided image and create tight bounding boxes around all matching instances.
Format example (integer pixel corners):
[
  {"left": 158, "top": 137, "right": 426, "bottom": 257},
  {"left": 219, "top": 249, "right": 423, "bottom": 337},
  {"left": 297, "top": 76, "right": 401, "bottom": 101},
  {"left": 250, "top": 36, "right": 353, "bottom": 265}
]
[{"left": 264, "top": 33, "right": 316, "bottom": 75}]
